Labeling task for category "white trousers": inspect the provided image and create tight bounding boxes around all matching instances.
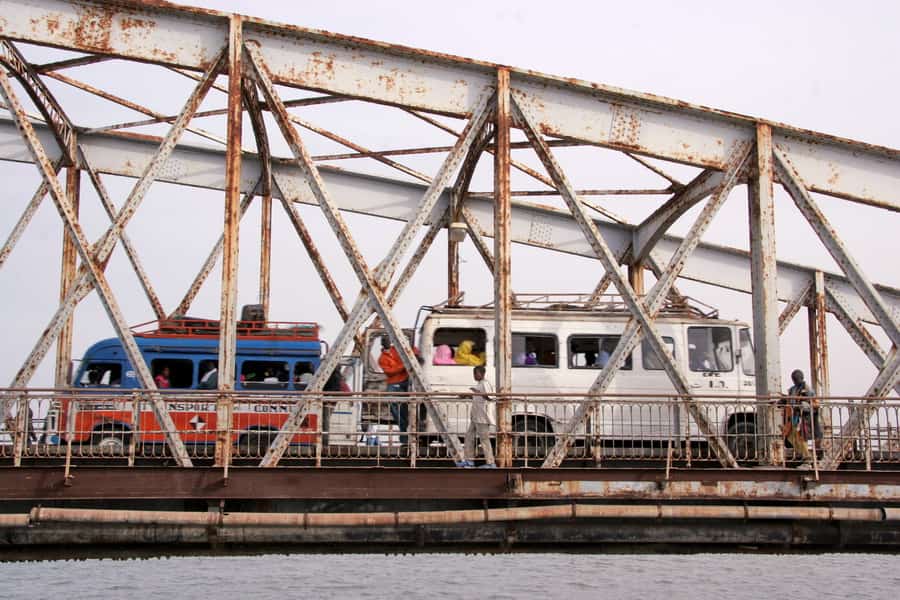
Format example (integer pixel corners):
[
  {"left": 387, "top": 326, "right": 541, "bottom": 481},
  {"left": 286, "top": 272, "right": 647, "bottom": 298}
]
[{"left": 464, "top": 421, "right": 495, "bottom": 465}]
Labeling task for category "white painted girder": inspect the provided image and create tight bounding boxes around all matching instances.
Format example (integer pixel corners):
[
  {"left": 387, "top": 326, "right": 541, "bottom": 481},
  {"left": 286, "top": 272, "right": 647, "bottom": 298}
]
[
  {"left": 1, "top": 0, "right": 899, "bottom": 209},
  {"left": 0, "top": 118, "right": 898, "bottom": 327}
]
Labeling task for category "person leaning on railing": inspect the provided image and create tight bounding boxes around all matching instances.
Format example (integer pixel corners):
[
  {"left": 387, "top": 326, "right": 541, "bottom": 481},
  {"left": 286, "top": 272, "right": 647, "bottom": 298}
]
[{"left": 781, "top": 369, "right": 821, "bottom": 461}]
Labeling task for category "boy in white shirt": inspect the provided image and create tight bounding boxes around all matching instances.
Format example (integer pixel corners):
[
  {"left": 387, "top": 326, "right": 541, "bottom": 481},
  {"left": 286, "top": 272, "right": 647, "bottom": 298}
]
[{"left": 460, "top": 365, "right": 496, "bottom": 467}]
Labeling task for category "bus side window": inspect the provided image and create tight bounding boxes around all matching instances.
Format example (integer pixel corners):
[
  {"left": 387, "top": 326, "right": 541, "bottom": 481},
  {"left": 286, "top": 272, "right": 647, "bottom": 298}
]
[
  {"left": 293, "top": 361, "right": 315, "bottom": 389},
  {"left": 150, "top": 358, "right": 194, "bottom": 388},
  {"left": 568, "top": 335, "right": 631, "bottom": 370},
  {"left": 431, "top": 328, "right": 487, "bottom": 366},
  {"left": 241, "top": 360, "right": 289, "bottom": 389},
  {"left": 79, "top": 362, "right": 123, "bottom": 387},
  {"left": 687, "top": 327, "right": 734, "bottom": 372},
  {"left": 513, "top": 333, "right": 557, "bottom": 367},
  {"left": 641, "top": 337, "right": 676, "bottom": 371}
]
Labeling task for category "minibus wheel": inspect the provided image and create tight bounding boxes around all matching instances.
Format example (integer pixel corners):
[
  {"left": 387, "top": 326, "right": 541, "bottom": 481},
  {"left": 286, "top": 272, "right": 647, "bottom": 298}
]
[
  {"left": 726, "top": 421, "right": 759, "bottom": 464},
  {"left": 513, "top": 416, "right": 554, "bottom": 458}
]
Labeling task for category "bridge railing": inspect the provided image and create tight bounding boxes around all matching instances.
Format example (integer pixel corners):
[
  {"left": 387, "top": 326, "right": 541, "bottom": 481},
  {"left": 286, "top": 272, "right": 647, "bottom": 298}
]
[{"left": 1, "top": 388, "right": 898, "bottom": 469}]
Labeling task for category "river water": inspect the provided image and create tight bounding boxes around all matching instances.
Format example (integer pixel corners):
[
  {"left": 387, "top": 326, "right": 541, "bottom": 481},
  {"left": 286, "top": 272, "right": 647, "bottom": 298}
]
[{"left": 2, "top": 553, "right": 898, "bottom": 599}]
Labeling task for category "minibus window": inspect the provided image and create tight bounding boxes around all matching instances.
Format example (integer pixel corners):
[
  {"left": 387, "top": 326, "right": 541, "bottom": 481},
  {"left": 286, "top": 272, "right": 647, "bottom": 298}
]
[
  {"left": 513, "top": 333, "right": 558, "bottom": 367},
  {"left": 241, "top": 360, "right": 289, "bottom": 389},
  {"left": 642, "top": 337, "right": 676, "bottom": 371},
  {"left": 79, "top": 362, "right": 122, "bottom": 387},
  {"left": 739, "top": 328, "right": 755, "bottom": 375},
  {"left": 687, "top": 327, "right": 734, "bottom": 372},
  {"left": 431, "top": 328, "right": 487, "bottom": 366},
  {"left": 568, "top": 335, "right": 631, "bottom": 370},
  {"left": 151, "top": 359, "right": 194, "bottom": 388}
]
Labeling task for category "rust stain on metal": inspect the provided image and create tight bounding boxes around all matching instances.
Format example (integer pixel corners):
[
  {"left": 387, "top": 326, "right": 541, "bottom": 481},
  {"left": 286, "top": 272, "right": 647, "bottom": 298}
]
[{"left": 72, "top": 6, "right": 116, "bottom": 53}]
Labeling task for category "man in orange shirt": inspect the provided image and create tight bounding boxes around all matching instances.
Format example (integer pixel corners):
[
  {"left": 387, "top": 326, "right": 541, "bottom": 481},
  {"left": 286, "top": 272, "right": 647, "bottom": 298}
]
[{"left": 378, "top": 336, "right": 410, "bottom": 444}]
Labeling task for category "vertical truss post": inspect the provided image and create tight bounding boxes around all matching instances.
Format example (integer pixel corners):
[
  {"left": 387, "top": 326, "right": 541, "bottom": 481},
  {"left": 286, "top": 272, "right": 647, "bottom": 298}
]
[
  {"left": 494, "top": 69, "right": 513, "bottom": 467},
  {"left": 747, "top": 123, "right": 784, "bottom": 466},
  {"left": 259, "top": 193, "right": 272, "bottom": 316},
  {"left": 808, "top": 271, "right": 830, "bottom": 396},
  {"left": 448, "top": 188, "right": 461, "bottom": 305},
  {"left": 54, "top": 167, "right": 79, "bottom": 388},
  {"left": 628, "top": 262, "right": 645, "bottom": 297},
  {"left": 215, "top": 15, "right": 243, "bottom": 469}
]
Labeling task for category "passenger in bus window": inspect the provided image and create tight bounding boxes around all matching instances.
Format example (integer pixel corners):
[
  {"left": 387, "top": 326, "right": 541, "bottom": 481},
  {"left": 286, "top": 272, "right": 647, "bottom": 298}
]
[
  {"left": 433, "top": 344, "right": 456, "bottom": 365},
  {"left": 454, "top": 340, "right": 485, "bottom": 366},
  {"left": 295, "top": 363, "right": 314, "bottom": 389},
  {"left": 715, "top": 340, "right": 733, "bottom": 371},
  {"left": 154, "top": 367, "right": 171, "bottom": 389},
  {"left": 199, "top": 362, "right": 218, "bottom": 389},
  {"left": 598, "top": 340, "right": 614, "bottom": 368},
  {"left": 584, "top": 351, "right": 597, "bottom": 367}
]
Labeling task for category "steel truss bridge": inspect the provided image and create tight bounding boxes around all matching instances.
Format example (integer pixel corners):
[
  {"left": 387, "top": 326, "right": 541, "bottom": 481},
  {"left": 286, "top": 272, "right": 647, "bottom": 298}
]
[{"left": 0, "top": 0, "right": 899, "bottom": 553}]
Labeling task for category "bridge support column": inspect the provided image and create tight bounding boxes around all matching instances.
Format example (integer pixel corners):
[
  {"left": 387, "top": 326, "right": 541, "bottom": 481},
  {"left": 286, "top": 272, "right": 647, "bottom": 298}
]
[
  {"left": 54, "top": 167, "right": 79, "bottom": 389},
  {"left": 216, "top": 15, "right": 243, "bottom": 469},
  {"left": 748, "top": 123, "right": 784, "bottom": 466},
  {"left": 494, "top": 68, "right": 512, "bottom": 467},
  {"left": 808, "top": 271, "right": 830, "bottom": 397}
]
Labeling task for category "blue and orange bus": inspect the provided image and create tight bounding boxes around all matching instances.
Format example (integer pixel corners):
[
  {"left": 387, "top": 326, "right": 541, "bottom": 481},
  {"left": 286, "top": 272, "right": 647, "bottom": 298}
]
[{"left": 53, "top": 315, "right": 361, "bottom": 452}]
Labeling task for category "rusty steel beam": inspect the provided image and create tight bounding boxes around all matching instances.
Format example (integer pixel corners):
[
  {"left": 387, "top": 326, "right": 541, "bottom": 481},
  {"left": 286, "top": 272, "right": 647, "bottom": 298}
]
[
  {"left": 2, "top": 39, "right": 167, "bottom": 321},
  {"left": 447, "top": 117, "right": 493, "bottom": 304},
  {"left": 171, "top": 187, "right": 257, "bottom": 318},
  {"left": 3, "top": 118, "right": 896, "bottom": 327},
  {"left": 44, "top": 70, "right": 229, "bottom": 148},
  {"left": 632, "top": 169, "right": 724, "bottom": 263},
  {"left": 775, "top": 147, "right": 900, "bottom": 351},
  {"left": 1, "top": 467, "right": 899, "bottom": 502},
  {"left": 34, "top": 53, "right": 115, "bottom": 72},
  {"left": 624, "top": 152, "right": 685, "bottom": 189},
  {"left": 81, "top": 159, "right": 166, "bottom": 320},
  {"left": 522, "top": 100, "right": 751, "bottom": 468},
  {"left": 54, "top": 166, "right": 79, "bottom": 389},
  {"left": 215, "top": 15, "right": 243, "bottom": 470},
  {"left": 778, "top": 278, "right": 812, "bottom": 335},
  {"left": 825, "top": 285, "right": 900, "bottom": 398},
  {"left": 242, "top": 63, "right": 272, "bottom": 319},
  {"left": 3, "top": 0, "right": 899, "bottom": 209},
  {"left": 247, "top": 45, "right": 493, "bottom": 466},
  {"left": 0, "top": 63, "right": 193, "bottom": 466},
  {"left": 274, "top": 182, "right": 349, "bottom": 323},
  {"left": 0, "top": 162, "right": 61, "bottom": 270},
  {"left": 808, "top": 271, "right": 830, "bottom": 397},
  {"left": 0, "top": 40, "right": 76, "bottom": 163},
  {"left": 7, "top": 50, "right": 226, "bottom": 392},
  {"left": 494, "top": 69, "right": 513, "bottom": 467},
  {"left": 748, "top": 124, "right": 784, "bottom": 465}
]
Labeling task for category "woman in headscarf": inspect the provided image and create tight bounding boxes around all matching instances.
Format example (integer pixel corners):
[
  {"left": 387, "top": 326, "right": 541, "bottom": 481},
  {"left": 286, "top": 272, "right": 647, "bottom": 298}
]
[
  {"left": 454, "top": 340, "right": 485, "bottom": 366},
  {"left": 432, "top": 344, "right": 456, "bottom": 365}
]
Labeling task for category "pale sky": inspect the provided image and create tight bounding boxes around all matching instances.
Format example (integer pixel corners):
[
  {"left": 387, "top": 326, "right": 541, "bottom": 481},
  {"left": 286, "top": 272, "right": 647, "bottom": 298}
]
[{"left": 0, "top": 0, "right": 897, "bottom": 396}]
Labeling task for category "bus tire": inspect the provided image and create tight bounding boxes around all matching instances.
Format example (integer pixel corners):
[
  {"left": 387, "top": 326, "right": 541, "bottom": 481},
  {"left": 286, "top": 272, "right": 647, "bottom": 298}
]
[
  {"left": 238, "top": 430, "right": 276, "bottom": 457},
  {"left": 726, "top": 420, "right": 759, "bottom": 464},
  {"left": 91, "top": 426, "right": 130, "bottom": 456}
]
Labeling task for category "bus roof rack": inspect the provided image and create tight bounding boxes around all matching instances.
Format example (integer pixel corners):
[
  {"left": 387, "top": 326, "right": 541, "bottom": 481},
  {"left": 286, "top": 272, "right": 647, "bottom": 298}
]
[
  {"left": 131, "top": 317, "right": 320, "bottom": 341},
  {"left": 463, "top": 293, "right": 719, "bottom": 319}
]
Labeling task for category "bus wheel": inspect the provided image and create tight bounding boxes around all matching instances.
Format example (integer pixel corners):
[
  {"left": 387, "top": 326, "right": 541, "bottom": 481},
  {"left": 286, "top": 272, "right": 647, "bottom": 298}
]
[
  {"left": 726, "top": 421, "right": 759, "bottom": 464},
  {"left": 238, "top": 430, "right": 275, "bottom": 457},
  {"left": 513, "top": 417, "right": 554, "bottom": 459},
  {"left": 91, "top": 429, "right": 130, "bottom": 456}
]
